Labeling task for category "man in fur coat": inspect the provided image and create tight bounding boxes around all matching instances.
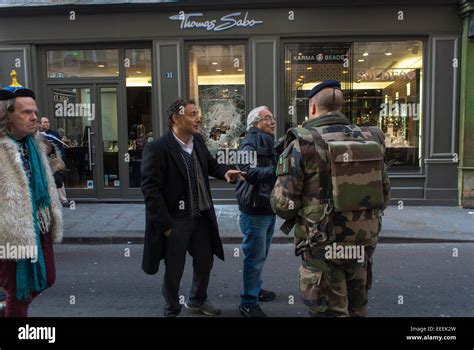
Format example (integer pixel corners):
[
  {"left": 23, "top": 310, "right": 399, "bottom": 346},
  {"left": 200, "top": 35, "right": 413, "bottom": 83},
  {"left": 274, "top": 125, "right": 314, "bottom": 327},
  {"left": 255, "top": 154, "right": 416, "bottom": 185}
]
[{"left": 0, "top": 85, "right": 63, "bottom": 317}]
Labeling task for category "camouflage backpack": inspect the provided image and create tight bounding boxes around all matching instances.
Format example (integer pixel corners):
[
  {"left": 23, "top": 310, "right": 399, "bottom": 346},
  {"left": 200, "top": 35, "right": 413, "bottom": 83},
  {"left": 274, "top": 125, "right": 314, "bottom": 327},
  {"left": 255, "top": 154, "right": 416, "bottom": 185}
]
[{"left": 297, "top": 124, "right": 385, "bottom": 213}]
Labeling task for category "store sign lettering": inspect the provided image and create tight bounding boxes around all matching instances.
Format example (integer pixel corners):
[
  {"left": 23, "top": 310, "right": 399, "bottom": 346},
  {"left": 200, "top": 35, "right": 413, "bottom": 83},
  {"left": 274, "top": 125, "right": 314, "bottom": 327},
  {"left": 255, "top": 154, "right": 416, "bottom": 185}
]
[
  {"left": 292, "top": 53, "right": 346, "bottom": 63},
  {"left": 358, "top": 69, "right": 417, "bottom": 81},
  {"left": 169, "top": 11, "right": 263, "bottom": 32}
]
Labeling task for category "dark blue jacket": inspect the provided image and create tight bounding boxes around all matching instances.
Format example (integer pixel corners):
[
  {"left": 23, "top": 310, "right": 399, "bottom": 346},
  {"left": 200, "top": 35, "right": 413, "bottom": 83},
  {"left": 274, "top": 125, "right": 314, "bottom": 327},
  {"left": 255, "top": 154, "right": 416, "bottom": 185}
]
[{"left": 236, "top": 127, "right": 277, "bottom": 215}]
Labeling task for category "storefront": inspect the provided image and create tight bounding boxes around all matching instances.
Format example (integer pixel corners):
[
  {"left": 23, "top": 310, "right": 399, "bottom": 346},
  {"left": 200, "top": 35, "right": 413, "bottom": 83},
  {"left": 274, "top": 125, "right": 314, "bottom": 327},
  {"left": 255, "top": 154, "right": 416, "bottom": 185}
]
[{"left": 0, "top": 0, "right": 463, "bottom": 205}]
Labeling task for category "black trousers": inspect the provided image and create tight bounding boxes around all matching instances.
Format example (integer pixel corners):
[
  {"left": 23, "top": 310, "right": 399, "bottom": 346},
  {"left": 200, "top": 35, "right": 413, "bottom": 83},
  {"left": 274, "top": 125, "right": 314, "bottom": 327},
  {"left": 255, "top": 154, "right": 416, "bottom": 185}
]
[{"left": 162, "top": 215, "right": 214, "bottom": 314}]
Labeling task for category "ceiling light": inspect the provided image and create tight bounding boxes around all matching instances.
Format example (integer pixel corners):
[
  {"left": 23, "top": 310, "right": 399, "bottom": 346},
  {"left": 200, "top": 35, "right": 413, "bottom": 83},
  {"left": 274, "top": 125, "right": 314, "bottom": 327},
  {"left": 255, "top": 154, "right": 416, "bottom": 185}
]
[
  {"left": 216, "top": 69, "right": 222, "bottom": 72},
  {"left": 363, "top": 52, "right": 369, "bottom": 57},
  {"left": 358, "top": 59, "right": 365, "bottom": 62},
  {"left": 212, "top": 62, "right": 218, "bottom": 65},
  {"left": 98, "top": 64, "right": 105, "bottom": 68},
  {"left": 237, "top": 68, "right": 243, "bottom": 72},
  {"left": 136, "top": 71, "right": 142, "bottom": 74},
  {"left": 306, "top": 66, "right": 313, "bottom": 70}
]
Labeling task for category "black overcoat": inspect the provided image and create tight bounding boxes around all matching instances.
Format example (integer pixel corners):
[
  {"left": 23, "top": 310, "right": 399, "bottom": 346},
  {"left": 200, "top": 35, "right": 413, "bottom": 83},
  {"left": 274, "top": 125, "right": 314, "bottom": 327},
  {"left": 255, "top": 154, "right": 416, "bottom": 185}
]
[{"left": 141, "top": 130, "right": 231, "bottom": 275}]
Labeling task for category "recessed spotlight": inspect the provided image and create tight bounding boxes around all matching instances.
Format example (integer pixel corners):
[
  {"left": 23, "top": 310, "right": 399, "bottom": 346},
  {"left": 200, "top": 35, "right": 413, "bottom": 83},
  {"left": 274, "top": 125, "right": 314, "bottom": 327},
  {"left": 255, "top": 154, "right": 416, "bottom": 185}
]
[
  {"left": 98, "top": 64, "right": 105, "bottom": 68},
  {"left": 362, "top": 52, "right": 369, "bottom": 57},
  {"left": 136, "top": 71, "right": 142, "bottom": 74},
  {"left": 358, "top": 59, "right": 365, "bottom": 62},
  {"left": 306, "top": 66, "right": 313, "bottom": 70},
  {"left": 212, "top": 62, "right": 218, "bottom": 65},
  {"left": 237, "top": 68, "right": 243, "bottom": 72},
  {"left": 216, "top": 69, "right": 222, "bottom": 72},
  {"left": 384, "top": 52, "right": 392, "bottom": 56}
]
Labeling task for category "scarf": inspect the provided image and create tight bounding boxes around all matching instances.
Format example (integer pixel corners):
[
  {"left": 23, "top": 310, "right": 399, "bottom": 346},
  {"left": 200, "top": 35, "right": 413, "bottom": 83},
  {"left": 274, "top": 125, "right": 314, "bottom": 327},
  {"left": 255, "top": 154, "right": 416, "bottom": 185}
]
[{"left": 15, "top": 135, "right": 50, "bottom": 300}]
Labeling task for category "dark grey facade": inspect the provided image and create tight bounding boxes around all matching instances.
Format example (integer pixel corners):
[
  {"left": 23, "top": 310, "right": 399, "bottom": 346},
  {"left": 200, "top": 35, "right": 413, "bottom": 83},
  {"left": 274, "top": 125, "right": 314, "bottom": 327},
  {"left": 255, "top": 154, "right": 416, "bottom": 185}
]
[{"left": 0, "top": 1, "right": 463, "bottom": 205}]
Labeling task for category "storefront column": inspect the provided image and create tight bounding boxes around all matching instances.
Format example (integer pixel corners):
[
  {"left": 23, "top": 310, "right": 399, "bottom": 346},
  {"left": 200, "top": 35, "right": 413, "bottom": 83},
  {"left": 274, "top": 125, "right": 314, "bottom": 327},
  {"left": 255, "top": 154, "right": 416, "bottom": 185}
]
[
  {"left": 249, "top": 37, "right": 279, "bottom": 134},
  {"left": 424, "top": 34, "right": 459, "bottom": 205},
  {"left": 153, "top": 40, "right": 183, "bottom": 137},
  {"left": 459, "top": 1, "right": 474, "bottom": 208}
]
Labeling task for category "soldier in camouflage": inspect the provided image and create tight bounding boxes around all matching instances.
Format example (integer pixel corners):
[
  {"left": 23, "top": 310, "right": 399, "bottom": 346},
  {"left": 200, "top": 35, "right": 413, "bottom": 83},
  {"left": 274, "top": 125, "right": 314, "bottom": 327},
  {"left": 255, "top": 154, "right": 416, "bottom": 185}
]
[{"left": 270, "top": 80, "right": 390, "bottom": 317}]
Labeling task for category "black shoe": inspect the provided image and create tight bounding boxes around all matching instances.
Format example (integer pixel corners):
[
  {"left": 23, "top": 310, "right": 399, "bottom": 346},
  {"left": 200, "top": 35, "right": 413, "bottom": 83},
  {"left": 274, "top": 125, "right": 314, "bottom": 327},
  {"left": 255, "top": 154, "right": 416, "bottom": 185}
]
[
  {"left": 61, "top": 201, "right": 71, "bottom": 208},
  {"left": 239, "top": 304, "right": 268, "bottom": 317},
  {"left": 258, "top": 289, "right": 276, "bottom": 302},
  {"left": 163, "top": 306, "right": 181, "bottom": 318}
]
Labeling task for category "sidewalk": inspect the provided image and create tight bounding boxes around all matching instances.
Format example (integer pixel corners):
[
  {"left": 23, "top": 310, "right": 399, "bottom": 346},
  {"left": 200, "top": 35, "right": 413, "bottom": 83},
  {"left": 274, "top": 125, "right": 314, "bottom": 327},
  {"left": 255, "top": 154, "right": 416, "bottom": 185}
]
[{"left": 62, "top": 204, "right": 474, "bottom": 244}]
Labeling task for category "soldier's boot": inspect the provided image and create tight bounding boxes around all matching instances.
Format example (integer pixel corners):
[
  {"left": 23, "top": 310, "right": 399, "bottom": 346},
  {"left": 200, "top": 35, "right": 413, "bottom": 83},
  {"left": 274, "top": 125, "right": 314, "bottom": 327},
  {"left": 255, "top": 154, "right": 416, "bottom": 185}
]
[{"left": 308, "top": 309, "right": 343, "bottom": 317}]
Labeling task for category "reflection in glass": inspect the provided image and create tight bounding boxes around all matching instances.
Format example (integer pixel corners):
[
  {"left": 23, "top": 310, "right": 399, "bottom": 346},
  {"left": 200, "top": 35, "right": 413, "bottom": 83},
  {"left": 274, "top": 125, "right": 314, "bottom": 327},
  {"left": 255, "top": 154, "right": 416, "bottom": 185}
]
[
  {"left": 188, "top": 44, "right": 246, "bottom": 155},
  {"left": 47, "top": 50, "right": 119, "bottom": 78},
  {"left": 125, "top": 49, "right": 152, "bottom": 188},
  {"left": 53, "top": 88, "right": 93, "bottom": 189}
]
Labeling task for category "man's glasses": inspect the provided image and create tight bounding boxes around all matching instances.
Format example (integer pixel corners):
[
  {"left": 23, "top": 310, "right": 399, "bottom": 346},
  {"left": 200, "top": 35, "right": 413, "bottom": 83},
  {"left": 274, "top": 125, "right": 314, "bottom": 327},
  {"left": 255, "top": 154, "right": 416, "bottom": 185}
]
[{"left": 260, "top": 115, "right": 275, "bottom": 122}]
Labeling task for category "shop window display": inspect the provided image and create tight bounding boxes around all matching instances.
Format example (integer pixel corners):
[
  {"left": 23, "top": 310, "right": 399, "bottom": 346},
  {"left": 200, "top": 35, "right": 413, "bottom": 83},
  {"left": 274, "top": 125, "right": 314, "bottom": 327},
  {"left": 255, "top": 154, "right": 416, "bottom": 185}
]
[
  {"left": 284, "top": 41, "right": 423, "bottom": 172},
  {"left": 188, "top": 44, "right": 246, "bottom": 155}
]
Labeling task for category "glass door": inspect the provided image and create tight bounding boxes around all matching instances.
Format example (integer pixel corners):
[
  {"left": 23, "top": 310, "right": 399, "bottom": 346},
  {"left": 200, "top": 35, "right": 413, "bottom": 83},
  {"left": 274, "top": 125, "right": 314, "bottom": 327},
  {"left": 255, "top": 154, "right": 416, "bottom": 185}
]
[
  {"left": 48, "top": 84, "right": 121, "bottom": 198},
  {"left": 48, "top": 85, "right": 98, "bottom": 198}
]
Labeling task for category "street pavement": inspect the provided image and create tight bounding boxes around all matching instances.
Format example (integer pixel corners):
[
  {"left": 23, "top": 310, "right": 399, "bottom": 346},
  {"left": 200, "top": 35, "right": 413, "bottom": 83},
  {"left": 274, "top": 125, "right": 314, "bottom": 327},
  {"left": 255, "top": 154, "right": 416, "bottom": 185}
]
[
  {"left": 61, "top": 204, "right": 474, "bottom": 243},
  {"left": 28, "top": 242, "right": 474, "bottom": 317}
]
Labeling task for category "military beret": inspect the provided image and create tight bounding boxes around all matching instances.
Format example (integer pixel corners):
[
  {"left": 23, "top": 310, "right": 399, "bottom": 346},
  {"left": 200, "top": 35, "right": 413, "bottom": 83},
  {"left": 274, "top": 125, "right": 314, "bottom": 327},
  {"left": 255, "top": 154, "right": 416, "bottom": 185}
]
[
  {"left": 0, "top": 87, "right": 36, "bottom": 100},
  {"left": 307, "top": 79, "right": 341, "bottom": 99}
]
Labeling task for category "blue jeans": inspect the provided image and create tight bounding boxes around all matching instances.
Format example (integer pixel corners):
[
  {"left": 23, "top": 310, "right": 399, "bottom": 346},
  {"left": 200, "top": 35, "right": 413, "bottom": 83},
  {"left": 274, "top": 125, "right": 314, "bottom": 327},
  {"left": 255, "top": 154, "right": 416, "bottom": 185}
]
[{"left": 239, "top": 212, "right": 276, "bottom": 306}]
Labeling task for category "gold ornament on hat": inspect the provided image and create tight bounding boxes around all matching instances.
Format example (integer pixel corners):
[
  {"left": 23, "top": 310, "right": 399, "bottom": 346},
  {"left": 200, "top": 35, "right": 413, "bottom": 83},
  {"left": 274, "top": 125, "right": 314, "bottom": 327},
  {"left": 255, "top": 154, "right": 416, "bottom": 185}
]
[{"left": 9, "top": 70, "right": 22, "bottom": 87}]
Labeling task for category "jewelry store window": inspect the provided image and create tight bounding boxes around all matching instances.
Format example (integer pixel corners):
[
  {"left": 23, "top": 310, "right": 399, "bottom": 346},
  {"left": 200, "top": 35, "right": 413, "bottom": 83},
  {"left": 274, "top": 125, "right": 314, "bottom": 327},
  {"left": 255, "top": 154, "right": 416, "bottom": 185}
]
[
  {"left": 188, "top": 44, "right": 246, "bottom": 155},
  {"left": 284, "top": 40, "right": 423, "bottom": 172}
]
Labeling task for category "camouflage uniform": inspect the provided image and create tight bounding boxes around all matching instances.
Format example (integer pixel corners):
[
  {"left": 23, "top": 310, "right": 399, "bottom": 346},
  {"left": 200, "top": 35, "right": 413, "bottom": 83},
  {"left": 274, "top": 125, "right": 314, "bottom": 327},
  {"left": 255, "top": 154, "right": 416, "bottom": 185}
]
[{"left": 270, "top": 112, "right": 390, "bottom": 317}]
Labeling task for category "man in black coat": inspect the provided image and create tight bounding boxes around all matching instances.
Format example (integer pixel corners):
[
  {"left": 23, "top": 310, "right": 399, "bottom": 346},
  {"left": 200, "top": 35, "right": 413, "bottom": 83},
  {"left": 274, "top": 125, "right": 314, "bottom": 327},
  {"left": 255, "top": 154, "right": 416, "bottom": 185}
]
[{"left": 141, "top": 98, "right": 245, "bottom": 317}]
